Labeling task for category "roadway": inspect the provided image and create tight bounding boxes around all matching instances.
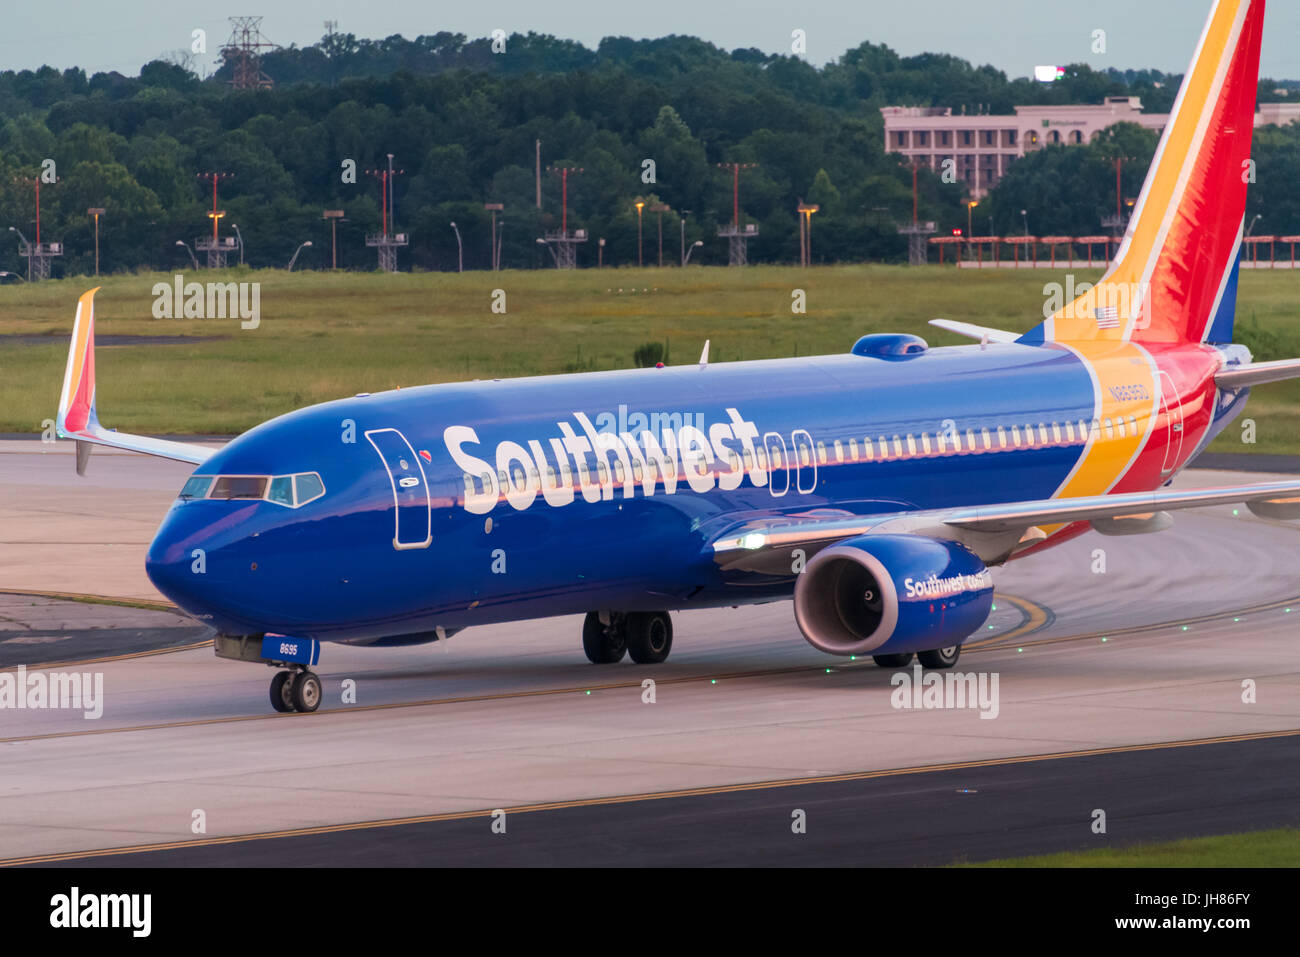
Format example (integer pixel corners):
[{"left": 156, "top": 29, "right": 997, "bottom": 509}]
[{"left": 1, "top": 438, "right": 1297, "bottom": 865}]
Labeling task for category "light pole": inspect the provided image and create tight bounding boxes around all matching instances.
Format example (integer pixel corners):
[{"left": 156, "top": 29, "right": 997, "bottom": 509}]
[
  {"left": 634, "top": 200, "right": 645, "bottom": 266},
  {"left": 322, "top": 210, "right": 344, "bottom": 269},
  {"left": 230, "top": 222, "right": 245, "bottom": 266},
  {"left": 967, "top": 201, "right": 978, "bottom": 241},
  {"left": 450, "top": 221, "right": 463, "bottom": 272},
  {"left": 598, "top": 236, "right": 605, "bottom": 268},
  {"left": 679, "top": 210, "right": 689, "bottom": 266},
  {"left": 650, "top": 203, "right": 669, "bottom": 266},
  {"left": 0, "top": 270, "right": 26, "bottom": 282},
  {"left": 797, "top": 203, "right": 819, "bottom": 266},
  {"left": 683, "top": 240, "right": 703, "bottom": 266},
  {"left": 1020, "top": 209, "right": 1029, "bottom": 236},
  {"left": 174, "top": 239, "right": 198, "bottom": 270},
  {"left": 87, "top": 208, "right": 105, "bottom": 275},
  {"left": 484, "top": 203, "right": 503, "bottom": 270},
  {"left": 536, "top": 237, "right": 559, "bottom": 267},
  {"left": 287, "top": 240, "right": 312, "bottom": 271},
  {"left": 1247, "top": 213, "right": 1262, "bottom": 237},
  {"left": 9, "top": 226, "right": 30, "bottom": 281}
]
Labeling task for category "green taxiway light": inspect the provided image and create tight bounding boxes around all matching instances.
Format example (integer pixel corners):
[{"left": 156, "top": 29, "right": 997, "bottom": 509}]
[
  {"left": 1017, "top": 647, "right": 1023, "bottom": 653},
  {"left": 1182, "top": 626, "right": 1189, "bottom": 631},
  {"left": 1101, "top": 637, "right": 1108, "bottom": 642},
  {"left": 991, "top": 603, "right": 998, "bottom": 611}
]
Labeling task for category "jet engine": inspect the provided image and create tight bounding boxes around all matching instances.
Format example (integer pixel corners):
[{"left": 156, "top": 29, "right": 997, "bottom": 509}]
[{"left": 792, "top": 534, "right": 993, "bottom": 656}]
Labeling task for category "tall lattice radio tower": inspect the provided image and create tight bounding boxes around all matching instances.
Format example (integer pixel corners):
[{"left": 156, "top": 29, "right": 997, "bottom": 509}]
[{"left": 221, "top": 16, "right": 278, "bottom": 90}]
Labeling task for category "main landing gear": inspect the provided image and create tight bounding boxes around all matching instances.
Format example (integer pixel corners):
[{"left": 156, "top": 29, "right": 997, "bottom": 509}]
[
  {"left": 270, "top": 667, "right": 322, "bottom": 713},
  {"left": 582, "top": 611, "right": 673, "bottom": 665},
  {"left": 871, "top": 645, "right": 961, "bottom": 669}
]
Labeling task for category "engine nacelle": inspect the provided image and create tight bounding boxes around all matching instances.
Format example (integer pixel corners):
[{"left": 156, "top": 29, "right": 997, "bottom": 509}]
[{"left": 793, "top": 534, "right": 993, "bottom": 656}]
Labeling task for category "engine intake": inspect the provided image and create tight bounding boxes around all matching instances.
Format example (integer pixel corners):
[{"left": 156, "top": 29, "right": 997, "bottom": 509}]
[{"left": 793, "top": 534, "right": 993, "bottom": 656}]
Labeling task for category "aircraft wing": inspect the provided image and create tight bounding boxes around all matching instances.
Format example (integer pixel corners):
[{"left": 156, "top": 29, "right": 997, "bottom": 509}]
[
  {"left": 927, "top": 319, "right": 1020, "bottom": 344},
  {"left": 57, "top": 288, "right": 219, "bottom": 474},
  {"left": 711, "top": 479, "right": 1300, "bottom": 568}
]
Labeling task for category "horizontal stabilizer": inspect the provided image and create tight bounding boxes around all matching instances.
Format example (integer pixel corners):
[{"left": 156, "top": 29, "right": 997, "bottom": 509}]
[
  {"left": 1215, "top": 357, "right": 1300, "bottom": 390},
  {"left": 927, "top": 319, "right": 1019, "bottom": 344}
]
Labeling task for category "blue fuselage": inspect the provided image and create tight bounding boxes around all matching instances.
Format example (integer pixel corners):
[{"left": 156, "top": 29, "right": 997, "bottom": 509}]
[{"left": 144, "top": 339, "right": 1238, "bottom": 643}]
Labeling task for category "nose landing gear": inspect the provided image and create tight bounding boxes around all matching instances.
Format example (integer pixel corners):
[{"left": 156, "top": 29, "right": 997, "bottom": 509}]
[
  {"left": 214, "top": 635, "right": 326, "bottom": 714},
  {"left": 270, "top": 668, "right": 322, "bottom": 713}
]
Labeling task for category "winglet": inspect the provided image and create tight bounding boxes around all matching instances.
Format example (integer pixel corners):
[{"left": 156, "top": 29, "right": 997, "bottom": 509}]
[
  {"left": 54, "top": 288, "right": 218, "bottom": 470},
  {"left": 699, "top": 339, "right": 710, "bottom": 370},
  {"left": 57, "top": 287, "right": 101, "bottom": 440}
]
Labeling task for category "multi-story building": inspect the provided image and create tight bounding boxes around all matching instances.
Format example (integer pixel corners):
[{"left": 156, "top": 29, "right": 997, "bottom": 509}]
[{"left": 881, "top": 96, "right": 1300, "bottom": 197}]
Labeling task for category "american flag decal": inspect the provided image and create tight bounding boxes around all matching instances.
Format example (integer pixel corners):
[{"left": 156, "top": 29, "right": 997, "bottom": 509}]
[{"left": 1094, "top": 306, "right": 1120, "bottom": 329}]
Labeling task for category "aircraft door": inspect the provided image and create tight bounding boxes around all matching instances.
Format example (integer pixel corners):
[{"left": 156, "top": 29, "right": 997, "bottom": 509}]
[
  {"left": 763, "top": 432, "right": 790, "bottom": 497},
  {"left": 365, "top": 428, "right": 433, "bottom": 549},
  {"left": 791, "top": 429, "right": 817, "bottom": 494},
  {"left": 1157, "top": 371, "right": 1184, "bottom": 475}
]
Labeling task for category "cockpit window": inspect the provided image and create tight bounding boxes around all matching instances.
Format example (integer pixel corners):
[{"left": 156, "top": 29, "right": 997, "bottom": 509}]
[
  {"left": 179, "top": 476, "right": 213, "bottom": 500},
  {"left": 211, "top": 476, "right": 268, "bottom": 500},
  {"left": 267, "top": 476, "right": 294, "bottom": 506},
  {"left": 294, "top": 472, "right": 325, "bottom": 506},
  {"left": 180, "top": 472, "right": 326, "bottom": 508}
]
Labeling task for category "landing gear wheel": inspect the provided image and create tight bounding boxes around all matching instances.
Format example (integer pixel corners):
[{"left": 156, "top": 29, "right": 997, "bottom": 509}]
[
  {"left": 872, "top": 653, "right": 914, "bottom": 668},
  {"left": 917, "top": 645, "right": 961, "bottom": 669},
  {"left": 582, "top": 612, "right": 627, "bottom": 664},
  {"left": 626, "top": 612, "right": 673, "bottom": 664},
  {"left": 270, "top": 670, "right": 294, "bottom": 712},
  {"left": 290, "top": 671, "right": 322, "bottom": 713}
]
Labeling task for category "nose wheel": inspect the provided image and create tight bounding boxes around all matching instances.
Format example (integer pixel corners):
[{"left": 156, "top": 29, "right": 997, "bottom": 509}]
[{"left": 270, "top": 669, "right": 322, "bottom": 713}]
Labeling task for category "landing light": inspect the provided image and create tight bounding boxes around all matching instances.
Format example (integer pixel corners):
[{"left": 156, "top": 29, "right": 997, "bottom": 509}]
[{"left": 738, "top": 532, "right": 767, "bottom": 550}]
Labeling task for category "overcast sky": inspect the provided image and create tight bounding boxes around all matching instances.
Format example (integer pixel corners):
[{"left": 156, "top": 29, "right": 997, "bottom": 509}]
[{"left": 3, "top": 0, "right": 1296, "bottom": 81}]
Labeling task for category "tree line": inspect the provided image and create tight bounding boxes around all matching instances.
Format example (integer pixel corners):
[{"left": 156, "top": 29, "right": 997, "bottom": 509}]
[{"left": 0, "top": 30, "right": 1297, "bottom": 276}]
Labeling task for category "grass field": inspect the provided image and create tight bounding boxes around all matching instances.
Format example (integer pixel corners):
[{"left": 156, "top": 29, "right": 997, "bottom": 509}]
[
  {"left": 2, "top": 264, "right": 1298, "bottom": 450},
  {"left": 953, "top": 827, "right": 1300, "bottom": 867}
]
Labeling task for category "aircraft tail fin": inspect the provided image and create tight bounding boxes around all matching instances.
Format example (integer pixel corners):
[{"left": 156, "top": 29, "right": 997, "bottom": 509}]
[{"left": 1020, "top": 0, "right": 1264, "bottom": 347}]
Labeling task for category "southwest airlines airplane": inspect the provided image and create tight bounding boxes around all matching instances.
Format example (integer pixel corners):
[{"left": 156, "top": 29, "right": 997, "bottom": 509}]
[{"left": 55, "top": 0, "right": 1300, "bottom": 713}]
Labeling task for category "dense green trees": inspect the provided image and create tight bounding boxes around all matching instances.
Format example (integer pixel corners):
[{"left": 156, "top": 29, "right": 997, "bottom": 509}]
[{"left": 0, "top": 30, "right": 1296, "bottom": 276}]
